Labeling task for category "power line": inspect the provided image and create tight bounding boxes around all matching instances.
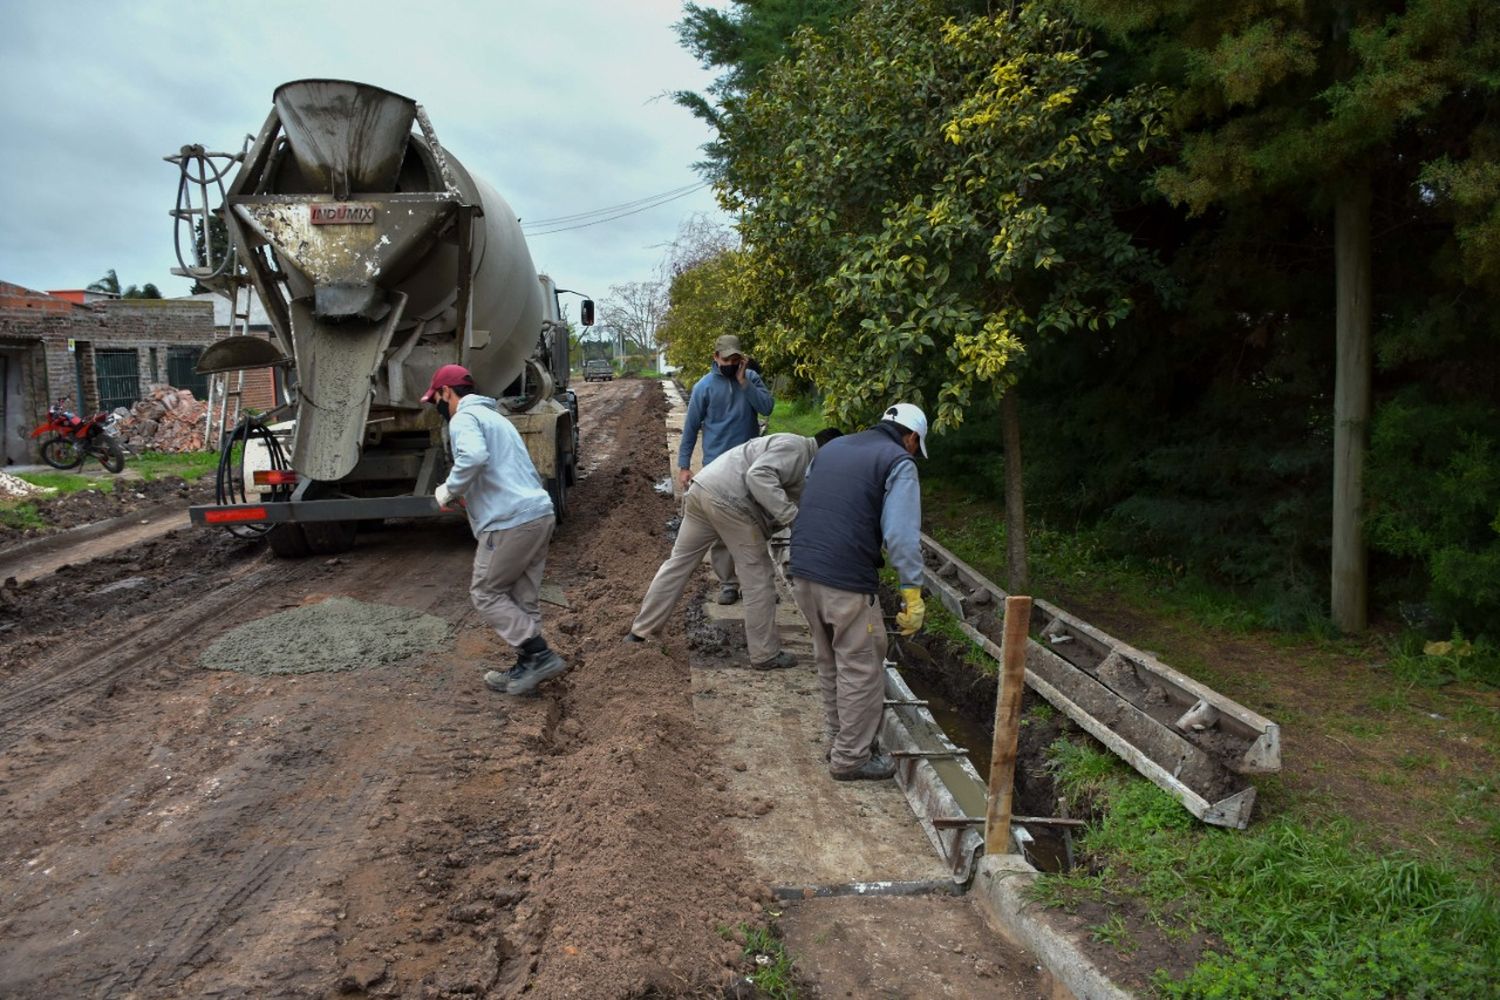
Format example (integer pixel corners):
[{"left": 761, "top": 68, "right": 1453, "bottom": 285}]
[
  {"left": 522, "top": 183, "right": 711, "bottom": 237},
  {"left": 521, "top": 182, "right": 705, "bottom": 227}
]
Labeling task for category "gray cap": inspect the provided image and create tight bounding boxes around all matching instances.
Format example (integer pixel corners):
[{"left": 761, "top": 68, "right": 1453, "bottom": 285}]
[{"left": 714, "top": 334, "right": 743, "bottom": 356}]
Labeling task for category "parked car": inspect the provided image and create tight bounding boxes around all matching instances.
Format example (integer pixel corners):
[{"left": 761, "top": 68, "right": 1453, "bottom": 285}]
[{"left": 583, "top": 359, "right": 614, "bottom": 382}]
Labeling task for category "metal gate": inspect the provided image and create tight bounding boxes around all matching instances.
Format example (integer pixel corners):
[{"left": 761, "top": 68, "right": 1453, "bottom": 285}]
[
  {"left": 167, "top": 347, "right": 209, "bottom": 401},
  {"left": 95, "top": 348, "right": 141, "bottom": 413}
]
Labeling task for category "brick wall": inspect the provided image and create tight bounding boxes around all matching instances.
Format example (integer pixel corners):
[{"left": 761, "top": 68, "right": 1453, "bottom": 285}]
[
  {"left": 239, "top": 368, "right": 279, "bottom": 414},
  {"left": 0, "top": 298, "right": 214, "bottom": 459}
]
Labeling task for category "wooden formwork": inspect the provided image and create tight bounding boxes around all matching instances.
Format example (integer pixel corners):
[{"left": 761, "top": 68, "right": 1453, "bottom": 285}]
[{"left": 920, "top": 534, "right": 1280, "bottom": 830}]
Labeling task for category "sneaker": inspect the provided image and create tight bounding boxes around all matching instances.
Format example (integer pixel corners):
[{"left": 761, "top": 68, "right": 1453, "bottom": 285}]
[
  {"left": 716, "top": 584, "right": 741, "bottom": 605},
  {"left": 623, "top": 631, "right": 647, "bottom": 644},
  {"left": 506, "top": 649, "right": 570, "bottom": 696},
  {"left": 750, "top": 650, "right": 797, "bottom": 671},
  {"left": 830, "top": 753, "right": 897, "bottom": 782}
]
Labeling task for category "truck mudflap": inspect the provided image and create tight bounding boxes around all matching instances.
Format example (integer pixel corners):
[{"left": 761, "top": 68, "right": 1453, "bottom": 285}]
[{"left": 191, "top": 495, "right": 443, "bottom": 527}]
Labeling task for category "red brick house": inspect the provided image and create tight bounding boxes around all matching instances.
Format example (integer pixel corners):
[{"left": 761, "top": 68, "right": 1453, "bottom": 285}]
[{"left": 1, "top": 282, "right": 214, "bottom": 465}]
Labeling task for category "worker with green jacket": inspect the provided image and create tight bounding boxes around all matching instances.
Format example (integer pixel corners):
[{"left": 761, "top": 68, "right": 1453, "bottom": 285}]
[{"left": 789, "top": 404, "right": 929, "bottom": 781}]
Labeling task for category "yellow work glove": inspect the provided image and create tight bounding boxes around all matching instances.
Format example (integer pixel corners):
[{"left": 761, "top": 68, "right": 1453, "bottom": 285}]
[{"left": 895, "top": 587, "right": 925, "bottom": 636}]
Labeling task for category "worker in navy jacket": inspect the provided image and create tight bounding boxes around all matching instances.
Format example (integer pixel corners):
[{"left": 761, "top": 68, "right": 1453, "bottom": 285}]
[
  {"left": 676, "top": 333, "right": 774, "bottom": 605},
  {"left": 789, "top": 404, "right": 929, "bottom": 781}
]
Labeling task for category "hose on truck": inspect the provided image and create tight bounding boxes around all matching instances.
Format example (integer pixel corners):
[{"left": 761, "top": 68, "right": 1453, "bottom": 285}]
[{"left": 214, "top": 414, "right": 293, "bottom": 539}]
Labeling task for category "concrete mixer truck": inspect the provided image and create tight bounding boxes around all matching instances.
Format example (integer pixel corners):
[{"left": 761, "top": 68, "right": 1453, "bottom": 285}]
[{"left": 167, "top": 80, "right": 592, "bottom": 556}]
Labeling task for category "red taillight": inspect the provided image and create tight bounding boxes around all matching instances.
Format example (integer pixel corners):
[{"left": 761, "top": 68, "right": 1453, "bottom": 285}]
[
  {"left": 252, "top": 470, "right": 298, "bottom": 486},
  {"left": 203, "top": 507, "right": 270, "bottom": 524}
]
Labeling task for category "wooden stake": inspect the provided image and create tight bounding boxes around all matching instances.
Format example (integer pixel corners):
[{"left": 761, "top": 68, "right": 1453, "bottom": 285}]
[{"left": 985, "top": 595, "right": 1032, "bottom": 855}]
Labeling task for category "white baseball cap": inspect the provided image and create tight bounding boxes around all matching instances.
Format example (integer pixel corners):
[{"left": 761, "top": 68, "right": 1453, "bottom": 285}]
[{"left": 882, "top": 403, "right": 928, "bottom": 457}]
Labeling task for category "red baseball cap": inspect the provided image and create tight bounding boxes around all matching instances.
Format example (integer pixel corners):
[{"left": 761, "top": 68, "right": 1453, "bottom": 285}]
[{"left": 421, "top": 364, "right": 475, "bottom": 403}]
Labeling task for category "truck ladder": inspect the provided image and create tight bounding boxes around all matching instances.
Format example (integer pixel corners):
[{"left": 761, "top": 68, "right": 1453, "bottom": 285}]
[{"left": 205, "top": 279, "right": 254, "bottom": 449}]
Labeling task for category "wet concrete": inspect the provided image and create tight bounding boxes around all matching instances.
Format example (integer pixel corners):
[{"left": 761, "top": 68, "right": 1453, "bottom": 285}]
[{"left": 200, "top": 596, "right": 450, "bottom": 675}]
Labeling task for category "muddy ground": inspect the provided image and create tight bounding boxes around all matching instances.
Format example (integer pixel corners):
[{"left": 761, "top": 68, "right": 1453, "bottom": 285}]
[
  {"left": 0, "top": 474, "right": 213, "bottom": 544},
  {"left": 0, "top": 380, "right": 771, "bottom": 998}
]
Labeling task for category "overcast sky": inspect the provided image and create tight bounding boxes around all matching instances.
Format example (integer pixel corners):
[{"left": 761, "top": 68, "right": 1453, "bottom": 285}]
[{"left": 0, "top": 0, "right": 728, "bottom": 322}]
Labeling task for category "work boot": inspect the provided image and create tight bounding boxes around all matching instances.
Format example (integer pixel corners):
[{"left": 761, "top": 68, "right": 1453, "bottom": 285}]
[
  {"left": 750, "top": 650, "right": 797, "bottom": 671},
  {"left": 825, "top": 737, "right": 879, "bottom": 764},
  {"left": 717, "top": 584, "right": 741, "bottom": 605},
  {"left": 483, "top": 666, "right": 522, "bottom": 693},
  {"left": 830, "top": 753, "right": 896, "bottom": 782},
  {"left": 506, "top": 648, "right": 570, "bottom": 696}
]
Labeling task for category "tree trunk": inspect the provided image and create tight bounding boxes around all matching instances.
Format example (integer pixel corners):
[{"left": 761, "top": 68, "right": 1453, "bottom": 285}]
[
  {"left": 1331, "top": 174, "right": 1372, "bottom": 633},
  {"left": 1001, "top": 388, "right": 1029, "bottom": 592}
]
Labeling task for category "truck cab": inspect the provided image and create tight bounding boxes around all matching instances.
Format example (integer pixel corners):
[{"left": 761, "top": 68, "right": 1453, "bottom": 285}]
[{"left": 582, "top": 360, "right": 613, "bottom": 382}]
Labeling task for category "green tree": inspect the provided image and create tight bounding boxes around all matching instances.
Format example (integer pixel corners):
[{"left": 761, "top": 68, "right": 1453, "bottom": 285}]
[
  {"left": 1064, "top": 0, "right": 1500, "bottom": 632},
  {"left": 722, "top": 0, "right": 1169, "bottom": 587},
  {"left": 87, "top": 269, "right": 161, "bottom": 299},
  {"left": 674, "top": 0, "right": 863, "bottom": 174},
  {"left": 660, "top": 248, "right": 747, "bottom": 385},
  {"left": 189, "top": 214, "right": 232, "bottom": 294},
  {"left": 86, "top": 269, "right": 121, "bottom": 296}
]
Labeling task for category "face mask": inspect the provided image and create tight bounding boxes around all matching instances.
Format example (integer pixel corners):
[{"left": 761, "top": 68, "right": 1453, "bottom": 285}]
[
  {"left": 717, "top": 360, "right": 740, "bottom": 377},
  {"left": 436, "top": 399, "right": 452, "bottom": 422}
]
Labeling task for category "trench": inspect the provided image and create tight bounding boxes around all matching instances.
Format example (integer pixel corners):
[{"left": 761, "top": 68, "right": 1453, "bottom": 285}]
[{"left": 891, "top": 610, "right": 1081, "bottom": 875}]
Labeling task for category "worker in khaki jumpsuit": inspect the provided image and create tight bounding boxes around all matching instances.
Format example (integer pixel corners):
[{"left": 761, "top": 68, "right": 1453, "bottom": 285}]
[
  {"left": 628, "top": 429, "right": 842, "bottom": 668},
  {"left": 789, "top": 404, "right": 929, "bottom": 781}
]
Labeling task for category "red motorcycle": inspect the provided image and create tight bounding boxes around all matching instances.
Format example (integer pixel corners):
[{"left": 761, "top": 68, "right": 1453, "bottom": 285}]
[{"left": 30, "top": 398, "right": 126, "bottom": 473}]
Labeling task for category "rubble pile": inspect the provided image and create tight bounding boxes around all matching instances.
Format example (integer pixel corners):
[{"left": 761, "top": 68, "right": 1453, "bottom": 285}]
[
  {"left": 0, "top": 470, "right": 54, "bottom": 500},
  {"left": 114, "top": 385, "right": 210, "bottom": 453}
]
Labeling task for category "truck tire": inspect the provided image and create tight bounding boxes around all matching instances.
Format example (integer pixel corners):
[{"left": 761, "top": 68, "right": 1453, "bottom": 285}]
[
  {"left": 267, "top": 523, "right": 312, "bottom": 558},
  {"left": 303, "top": 520, "right": 358, "bottom": 555},
  {"left": 566, "top": 424, "right": 579, "bottom": 486},
  {"left": 546, "top": 437, "right": 568, "bottom": 522}
]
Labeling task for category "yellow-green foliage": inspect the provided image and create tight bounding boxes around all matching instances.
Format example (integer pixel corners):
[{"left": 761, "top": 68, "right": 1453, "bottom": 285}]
[
  {"left": 721, "top": 0, "right": 1169, "bottom": 435},
  {"left": 660, "top": 248, "right": 749, "bottom": 387}
]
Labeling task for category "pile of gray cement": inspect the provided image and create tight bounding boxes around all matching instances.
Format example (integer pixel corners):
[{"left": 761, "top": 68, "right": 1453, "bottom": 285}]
[{"left": 201, "top": 597, "right": 449, "bottom": 675}]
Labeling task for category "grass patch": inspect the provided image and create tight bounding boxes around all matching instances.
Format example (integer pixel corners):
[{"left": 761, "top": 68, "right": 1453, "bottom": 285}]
[
  {"left": 767, "top": 395, "right": 828, "bottom": 437},
  {"left": 921, "top": 480, "right": 1349, "bottom": 642},
  {"left": 0, "top": 502, "right": 46, "bottom": 531},
  {"left": 14, "top": 471, "right": 115, "bottom": 496},
  {"left": 1037, "top": 738, "right": 1500, "bottom": 999},
  {"left": 1386, "top": 630, "right": 1500, "bottom": 688},
  {"left": 128, "top": 450, "right": 219, "bottom": 482},
  {"left": 730, "top": 924, "right": 798, "bottom": 999}
]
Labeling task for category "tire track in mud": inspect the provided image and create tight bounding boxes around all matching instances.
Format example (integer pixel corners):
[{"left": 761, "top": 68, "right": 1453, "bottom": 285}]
[
  {"left": 0, "top": 552, "right": 314, "bottom": 755},
  {"left": 1, "top": 532, "right": 473, "bottom": 998},
  {"left": 2, "top": 379, "right": 770, "bottom": 999},
  {"left": 94, "top": 753, "right": 394, "bottom": 998}
]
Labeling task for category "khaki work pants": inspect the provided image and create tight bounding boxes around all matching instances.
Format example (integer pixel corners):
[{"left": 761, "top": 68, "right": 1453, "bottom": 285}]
[
  {"left": 470, "top": 515, "right": 554, "bottom": 648},
  {"left": 710, "top": 539, "right": 738, "bottom": 589},
  {"left": 791, "top": 578, "right": 888, "bottom": 772},
  {"left": 631, "top": 486, "right": 780, "bottom": 663}
]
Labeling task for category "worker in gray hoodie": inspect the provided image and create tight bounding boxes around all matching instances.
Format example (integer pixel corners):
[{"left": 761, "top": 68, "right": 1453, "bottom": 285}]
[
  {"left": 629, "top": 428, "right": 843, "bottom": 668},
  {"left": 423, "top": 364, "right": 567, "bottom": 697}
]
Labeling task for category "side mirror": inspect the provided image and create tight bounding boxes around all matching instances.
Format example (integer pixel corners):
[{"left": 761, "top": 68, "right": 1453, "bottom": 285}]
[{"left": 580, "top": 299, "right": 595, "bottom": 326}]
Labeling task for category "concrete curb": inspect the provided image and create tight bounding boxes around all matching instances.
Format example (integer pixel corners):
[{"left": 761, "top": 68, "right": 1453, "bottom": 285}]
[{"left": 972, "top": 854, "right": 1135, "bottom": 1000}]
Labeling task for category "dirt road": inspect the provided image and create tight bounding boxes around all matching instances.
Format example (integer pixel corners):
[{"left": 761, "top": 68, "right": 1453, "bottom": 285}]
[{"left": 0, "top": 379, "right": 764, "bottom": 998}]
